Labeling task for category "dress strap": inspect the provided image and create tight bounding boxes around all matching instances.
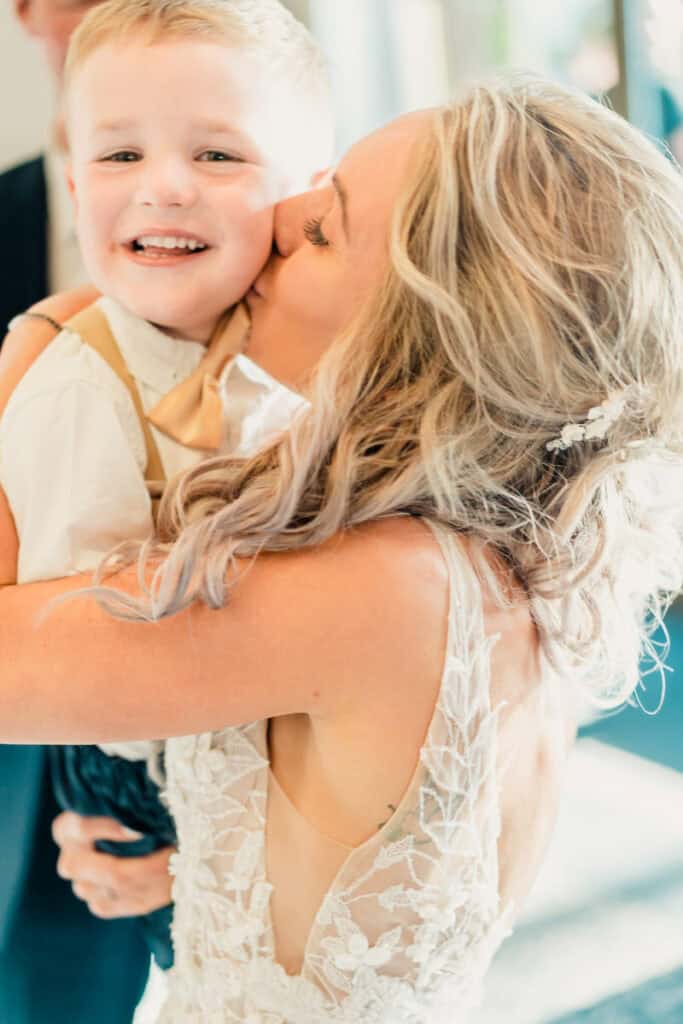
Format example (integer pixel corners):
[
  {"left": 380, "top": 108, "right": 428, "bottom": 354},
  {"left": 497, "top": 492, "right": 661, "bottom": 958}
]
[{"left": 422, "top": 518, "right": 497, "bottom": 719}]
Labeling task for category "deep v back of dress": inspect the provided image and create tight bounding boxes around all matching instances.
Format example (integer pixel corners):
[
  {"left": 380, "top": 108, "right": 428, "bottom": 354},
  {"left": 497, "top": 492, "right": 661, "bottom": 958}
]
[
  {"left": 160, "top": 522, "right": 521, "bottom": 1023},
  {"left": 266, "top": 768, "right": 353, "bottom": 976}
]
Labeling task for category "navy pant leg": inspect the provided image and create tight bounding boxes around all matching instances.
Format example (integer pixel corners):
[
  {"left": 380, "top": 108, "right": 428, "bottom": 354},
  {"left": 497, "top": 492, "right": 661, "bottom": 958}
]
[{"left": 0, "top": 752, "right": 151, "bottom": 1024}]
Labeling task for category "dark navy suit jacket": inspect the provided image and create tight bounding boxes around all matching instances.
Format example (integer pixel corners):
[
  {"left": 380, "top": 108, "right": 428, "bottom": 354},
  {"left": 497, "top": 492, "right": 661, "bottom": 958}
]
[{"left": 0, "top": 155, "right": 150, "bottom": 1023}]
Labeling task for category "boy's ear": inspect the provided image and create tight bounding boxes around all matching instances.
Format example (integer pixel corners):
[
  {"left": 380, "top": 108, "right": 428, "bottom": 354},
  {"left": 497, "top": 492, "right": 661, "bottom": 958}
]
[
  {"left": 65, "top": 165, "right": 78, "bottom": 212},
  {"left": 13, "top": 0, "right": 36, "bottom": 34}
]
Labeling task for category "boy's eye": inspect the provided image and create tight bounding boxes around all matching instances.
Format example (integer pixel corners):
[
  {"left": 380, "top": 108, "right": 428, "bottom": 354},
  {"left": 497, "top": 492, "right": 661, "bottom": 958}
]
[
  {"left": 197, "top": 150, "right": 243, "bottom": 162},
  {"left": 101, "top": 151, "right": 140, "bottom": 162},
  {"left": 303, "top": 217, "right": 330, "bottom": 248}
]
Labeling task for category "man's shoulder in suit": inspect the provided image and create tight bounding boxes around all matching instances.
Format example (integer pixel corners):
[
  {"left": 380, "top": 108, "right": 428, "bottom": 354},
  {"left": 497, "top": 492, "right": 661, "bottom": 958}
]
[
  {"left": 0, "top": 155, "right": 49, "bottom": 338},
  {"left": 0, "top": 154, "right": 45, "bottom": 196}
]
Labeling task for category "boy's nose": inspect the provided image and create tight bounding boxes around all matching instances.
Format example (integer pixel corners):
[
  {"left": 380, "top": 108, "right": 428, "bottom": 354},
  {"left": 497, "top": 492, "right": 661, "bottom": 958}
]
[{"left": 136, "top": 159, "right": 198, "bottom": 209}]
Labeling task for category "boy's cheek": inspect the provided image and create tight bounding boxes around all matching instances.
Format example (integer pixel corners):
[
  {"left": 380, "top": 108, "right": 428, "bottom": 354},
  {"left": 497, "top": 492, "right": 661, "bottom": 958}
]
[
  {"left": 77, "top": 182, "right": 120, "bottom": 239},
  {"left": 76, "top": 203, "right": 116, "bottom": 271}
]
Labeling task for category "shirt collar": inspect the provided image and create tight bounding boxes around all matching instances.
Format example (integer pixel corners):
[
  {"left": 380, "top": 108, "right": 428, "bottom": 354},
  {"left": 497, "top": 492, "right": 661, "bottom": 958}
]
[
  {"left": 217, "top": 353, "right": 310, "bottom": 456},
  {"left": 98, "top": 296, "right": 209, "bottom": 395}
]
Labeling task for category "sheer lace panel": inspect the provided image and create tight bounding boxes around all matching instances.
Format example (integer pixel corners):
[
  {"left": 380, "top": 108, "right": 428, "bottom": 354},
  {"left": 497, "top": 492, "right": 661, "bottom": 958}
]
[{"left": 160, "top": 523, "right": 512, "bottom": 1022}]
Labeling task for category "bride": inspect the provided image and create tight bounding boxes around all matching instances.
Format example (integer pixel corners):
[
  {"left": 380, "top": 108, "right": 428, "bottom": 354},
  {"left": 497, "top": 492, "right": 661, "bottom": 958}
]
[{"left": 1, "top": 78, "right": 681, "bottom": 1021}]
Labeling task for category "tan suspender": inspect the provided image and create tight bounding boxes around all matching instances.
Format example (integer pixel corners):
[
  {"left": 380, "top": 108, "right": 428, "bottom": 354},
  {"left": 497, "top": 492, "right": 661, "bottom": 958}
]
[
  {"left": 64, "top": 306, "right": 167, "bottom": 502},
  {"left": 0, "top": 303, "right": 168, "bottom": 579},
  {"left": 2, "top": 302, "right": 167, "bottom": 521}
]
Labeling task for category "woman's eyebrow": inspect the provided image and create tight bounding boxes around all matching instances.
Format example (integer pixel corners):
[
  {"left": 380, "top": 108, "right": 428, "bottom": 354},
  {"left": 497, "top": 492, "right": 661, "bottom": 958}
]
[{"left": 332, "top": 173, "right": 350, "bottom": 239}]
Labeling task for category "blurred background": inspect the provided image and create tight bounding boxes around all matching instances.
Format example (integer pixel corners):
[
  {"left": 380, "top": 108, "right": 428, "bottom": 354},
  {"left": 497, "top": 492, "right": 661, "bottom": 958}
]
[
  {"left": 2, "top": 0, "right": 682, "bottom": 169},
  {"left": 1, "top": 1, "right": 682, "bottom": 1022}
]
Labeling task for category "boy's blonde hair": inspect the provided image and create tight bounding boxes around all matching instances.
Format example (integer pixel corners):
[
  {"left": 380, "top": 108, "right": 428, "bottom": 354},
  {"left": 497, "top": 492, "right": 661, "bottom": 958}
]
[
  {"left": 64, "top": 0, "right": 333, "bottom": 187},
  {"left": 98, "top": 77, "right": 683, "bottom": 711}
]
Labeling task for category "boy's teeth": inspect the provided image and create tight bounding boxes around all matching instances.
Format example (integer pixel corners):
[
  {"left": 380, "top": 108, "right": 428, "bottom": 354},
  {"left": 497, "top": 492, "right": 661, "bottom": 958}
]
[{"left": 136, "top": 235, "right": 206, "bottom": 251}]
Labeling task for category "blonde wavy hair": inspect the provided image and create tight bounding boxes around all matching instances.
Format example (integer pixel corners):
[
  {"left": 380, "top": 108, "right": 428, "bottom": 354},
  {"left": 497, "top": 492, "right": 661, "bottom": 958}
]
[{"left": 102, "top": 77, "right": 683, "bottom": 709}]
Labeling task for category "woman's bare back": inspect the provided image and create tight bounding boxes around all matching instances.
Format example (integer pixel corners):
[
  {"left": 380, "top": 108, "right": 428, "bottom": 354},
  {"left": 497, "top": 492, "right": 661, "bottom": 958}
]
[{"left": 266, "top": 518, "right": 572, "bottom": 972}]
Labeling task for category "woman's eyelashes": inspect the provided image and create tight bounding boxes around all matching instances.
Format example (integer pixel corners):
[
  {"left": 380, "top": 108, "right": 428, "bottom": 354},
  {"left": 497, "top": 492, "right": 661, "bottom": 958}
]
[{"left": 303, "top": 217, "right": 330, "bottom": 248}]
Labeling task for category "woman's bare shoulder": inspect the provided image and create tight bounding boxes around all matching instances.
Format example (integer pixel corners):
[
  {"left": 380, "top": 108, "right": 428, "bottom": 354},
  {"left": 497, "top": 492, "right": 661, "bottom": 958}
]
[
  {"left": 329, "top": 519, "right": 545, "bottom": 693},
  {"left": 288, "top": 516, "right": 450, "bottom": 621},
  {"left": 335, "top": 515, "right": 449, "bottom": 580},
  {"left": 266, "top": 522, "right": 573, "bottom": 915},
  {"left": 306, "top": 515, "right": 450, "bottom": 631}
]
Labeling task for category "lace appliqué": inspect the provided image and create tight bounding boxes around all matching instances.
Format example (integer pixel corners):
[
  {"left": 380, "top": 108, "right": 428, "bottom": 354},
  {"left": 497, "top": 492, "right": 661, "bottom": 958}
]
[{"left": 160, "top": 525, "right": 512, "bottom": 1022}]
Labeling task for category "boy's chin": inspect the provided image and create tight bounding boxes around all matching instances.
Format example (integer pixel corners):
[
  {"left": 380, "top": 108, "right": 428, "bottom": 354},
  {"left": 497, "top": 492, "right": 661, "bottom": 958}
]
[
  {"left": 115, "top": 294, "right": 223, "bottom": 343},
  {"left": 146, "top": 312, "right": 217, "bottom": 344}
]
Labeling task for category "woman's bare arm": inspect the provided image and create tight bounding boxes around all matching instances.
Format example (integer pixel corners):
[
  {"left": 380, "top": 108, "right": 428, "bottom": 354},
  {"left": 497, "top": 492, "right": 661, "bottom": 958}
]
[
  {"left": 0, "top": 488, "right": 18, "bottom": 585},
  {"left": 0, "top": 519, "right": 447, "bottom": 745}
]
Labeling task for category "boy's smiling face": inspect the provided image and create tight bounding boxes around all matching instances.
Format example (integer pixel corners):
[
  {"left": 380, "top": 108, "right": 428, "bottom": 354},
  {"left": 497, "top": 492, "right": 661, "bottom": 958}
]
[{"left": 66, "top": 38, "right": 282, "bottom": 342}]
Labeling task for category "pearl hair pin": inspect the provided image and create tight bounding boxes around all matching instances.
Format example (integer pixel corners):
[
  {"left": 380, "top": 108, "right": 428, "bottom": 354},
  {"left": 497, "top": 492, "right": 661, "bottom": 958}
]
[{"left": 545, "top": 386, "right": 635, "bottom": 453}]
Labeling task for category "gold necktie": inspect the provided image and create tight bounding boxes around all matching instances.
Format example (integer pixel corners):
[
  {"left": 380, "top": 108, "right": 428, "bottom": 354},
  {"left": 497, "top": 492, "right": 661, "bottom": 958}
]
[{"left": 147, "top": 303, "right": 250, "bottom": 450}]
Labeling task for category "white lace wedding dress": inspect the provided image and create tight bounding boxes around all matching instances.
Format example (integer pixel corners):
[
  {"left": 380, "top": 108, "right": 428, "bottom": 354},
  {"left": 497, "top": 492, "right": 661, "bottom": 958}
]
[{"left": 159, "top": 523, "right": 513, "bottom": 1022}]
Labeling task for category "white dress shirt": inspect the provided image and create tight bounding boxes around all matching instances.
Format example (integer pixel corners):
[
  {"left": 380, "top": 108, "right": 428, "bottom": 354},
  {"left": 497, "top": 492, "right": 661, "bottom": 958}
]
[
  {"left": 0, "top": 294, "right": 306, "bottom": 582},
  {"left": 0, "top": 296, "right": 306, "bottom": 758}
]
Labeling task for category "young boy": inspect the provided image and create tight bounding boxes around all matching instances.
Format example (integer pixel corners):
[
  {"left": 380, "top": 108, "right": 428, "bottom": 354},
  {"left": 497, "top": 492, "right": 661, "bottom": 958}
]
[{"left": 0, "top": 0, "right": 332, "bottom": 968}]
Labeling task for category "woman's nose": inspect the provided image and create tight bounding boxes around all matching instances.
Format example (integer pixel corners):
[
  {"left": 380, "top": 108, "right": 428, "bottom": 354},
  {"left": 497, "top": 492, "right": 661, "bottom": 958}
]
[
  {"left": 135, "top": 158, "right": 198, "bottom": 209},
  {"left": 273, "top": 191, "right": 312, "bottom": 257}
]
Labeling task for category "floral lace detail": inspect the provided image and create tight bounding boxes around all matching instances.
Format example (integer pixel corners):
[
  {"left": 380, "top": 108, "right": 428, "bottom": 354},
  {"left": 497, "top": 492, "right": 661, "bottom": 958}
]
[{"left": 159, "top": 523, "right": 512, "bottom": 1022}]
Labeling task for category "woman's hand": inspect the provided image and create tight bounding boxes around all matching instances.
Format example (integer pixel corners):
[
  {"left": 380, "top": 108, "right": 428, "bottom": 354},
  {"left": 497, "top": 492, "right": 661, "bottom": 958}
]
[{"left": 52, "top": 810, "right": 174, "bottom": 919}]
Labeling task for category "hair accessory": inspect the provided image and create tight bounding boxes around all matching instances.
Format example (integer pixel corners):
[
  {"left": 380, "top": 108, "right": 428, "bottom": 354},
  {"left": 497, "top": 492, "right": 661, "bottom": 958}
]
[{"left": 546, "top": 387, "right": 633, "bottom": 453}]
